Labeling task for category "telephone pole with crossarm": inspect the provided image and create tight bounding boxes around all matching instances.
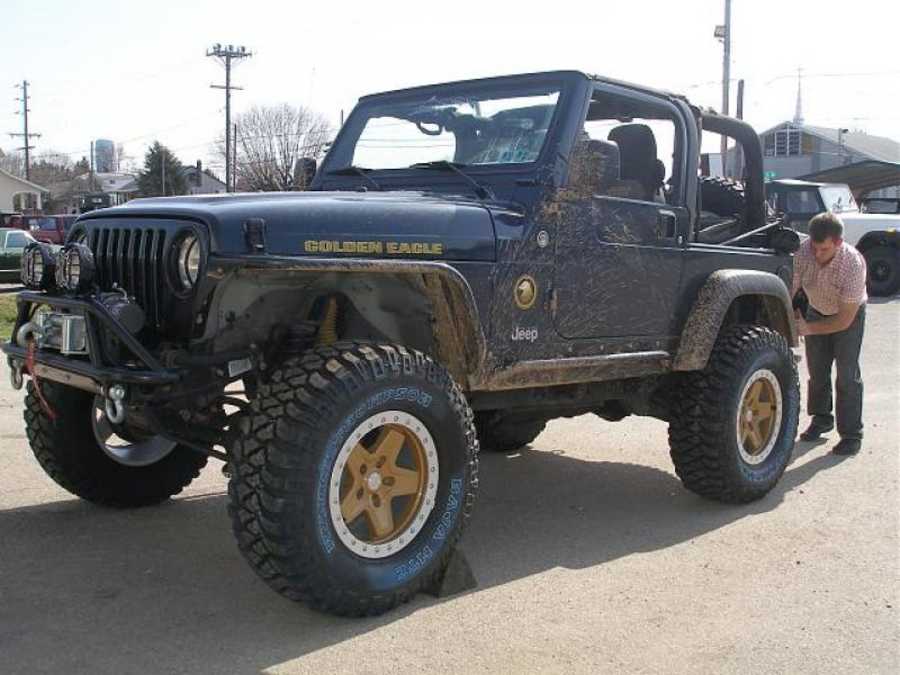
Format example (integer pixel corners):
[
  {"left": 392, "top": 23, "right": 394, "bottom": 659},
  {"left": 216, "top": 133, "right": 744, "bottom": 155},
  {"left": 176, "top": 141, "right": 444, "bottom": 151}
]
[{"left": 206, "top": 44, "right": 252, "bottom": 193}]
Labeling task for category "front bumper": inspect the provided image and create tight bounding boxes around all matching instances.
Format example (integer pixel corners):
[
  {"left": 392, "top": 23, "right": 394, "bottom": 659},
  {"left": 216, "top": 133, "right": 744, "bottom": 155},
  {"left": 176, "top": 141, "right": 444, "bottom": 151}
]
[{"left": 3, "top": 291, "right": 182, "bottom": 392}]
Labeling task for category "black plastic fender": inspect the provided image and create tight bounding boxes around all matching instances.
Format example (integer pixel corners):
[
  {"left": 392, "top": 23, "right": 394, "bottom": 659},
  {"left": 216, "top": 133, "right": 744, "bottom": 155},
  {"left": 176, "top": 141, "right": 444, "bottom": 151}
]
[{"left": 673, "top": 269, "right": 797, "bottom": 371}]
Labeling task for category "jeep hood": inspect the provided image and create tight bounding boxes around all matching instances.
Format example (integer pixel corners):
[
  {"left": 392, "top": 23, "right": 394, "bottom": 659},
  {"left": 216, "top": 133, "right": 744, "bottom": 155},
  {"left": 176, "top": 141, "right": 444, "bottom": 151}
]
[{"left": 81, "top": 191, "right": 498, "bottom": 262}]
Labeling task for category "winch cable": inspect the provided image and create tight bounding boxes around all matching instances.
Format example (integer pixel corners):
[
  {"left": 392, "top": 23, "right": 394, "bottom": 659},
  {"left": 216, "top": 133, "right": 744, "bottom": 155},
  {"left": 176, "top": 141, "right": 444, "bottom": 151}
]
[{"left": 25, "top": 339, "right": 57, "bottom": 421}]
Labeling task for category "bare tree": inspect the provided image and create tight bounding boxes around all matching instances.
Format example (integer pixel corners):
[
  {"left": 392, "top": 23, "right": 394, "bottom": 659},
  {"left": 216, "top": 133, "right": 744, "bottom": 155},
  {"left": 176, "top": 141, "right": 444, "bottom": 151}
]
[
  {"left": 0, "top": 148, "right": 24, "bottom": 177},
  {"left": 219, "top": 104, "right": 332, "bottom": 192}
]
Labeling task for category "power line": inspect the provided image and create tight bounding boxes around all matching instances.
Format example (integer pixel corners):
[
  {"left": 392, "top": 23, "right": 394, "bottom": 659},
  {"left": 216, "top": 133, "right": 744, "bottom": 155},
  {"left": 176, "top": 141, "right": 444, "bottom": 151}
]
[
  {"left": 8, "top": 80, "right": 42, "bottom": 181},
  {"left": 207, "top": 43, "right": 252, "bottom": 192}
]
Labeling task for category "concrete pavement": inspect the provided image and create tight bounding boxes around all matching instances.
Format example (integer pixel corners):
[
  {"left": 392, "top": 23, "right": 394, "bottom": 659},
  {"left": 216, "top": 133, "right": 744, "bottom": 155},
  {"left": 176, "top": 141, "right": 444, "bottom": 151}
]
[{"left": 0, "top": 298, "right": 897, "bottom": 674}]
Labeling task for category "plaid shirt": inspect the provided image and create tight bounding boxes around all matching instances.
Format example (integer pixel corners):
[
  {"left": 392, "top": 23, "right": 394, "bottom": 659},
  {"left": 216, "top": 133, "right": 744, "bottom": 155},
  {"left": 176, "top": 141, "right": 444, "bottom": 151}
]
[{"left": 792, "top": 239, "right": 868, "bottom": 316}]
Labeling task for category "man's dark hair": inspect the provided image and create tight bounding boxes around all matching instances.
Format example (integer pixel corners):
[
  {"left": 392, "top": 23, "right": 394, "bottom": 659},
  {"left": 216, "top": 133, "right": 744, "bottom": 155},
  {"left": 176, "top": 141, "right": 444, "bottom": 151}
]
[{"left": 808, "top": 212, "right": 844, "bottom": 242}]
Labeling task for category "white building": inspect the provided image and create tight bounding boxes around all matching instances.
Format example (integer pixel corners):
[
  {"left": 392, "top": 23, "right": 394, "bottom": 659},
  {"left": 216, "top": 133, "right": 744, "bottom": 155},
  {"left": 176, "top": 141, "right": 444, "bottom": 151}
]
[{"left": 0, "top": 167, "right": 45, "bottom": 212}]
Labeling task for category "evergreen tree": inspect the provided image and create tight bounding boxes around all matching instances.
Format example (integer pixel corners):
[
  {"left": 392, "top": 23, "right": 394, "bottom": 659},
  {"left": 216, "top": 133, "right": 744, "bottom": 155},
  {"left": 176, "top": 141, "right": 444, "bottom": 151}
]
[{"left": 137, "top": 142, "right": 187, "bottom": 197}]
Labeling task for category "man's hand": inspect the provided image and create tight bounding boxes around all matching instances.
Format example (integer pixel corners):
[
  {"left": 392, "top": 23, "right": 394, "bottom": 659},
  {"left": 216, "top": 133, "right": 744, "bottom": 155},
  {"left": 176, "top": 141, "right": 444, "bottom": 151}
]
[
  {"left": 797, "top": 317, "right": 810, "bottom": 337},
  {"left": 801, "top": 301, "right": 861, "bottom": 337}
]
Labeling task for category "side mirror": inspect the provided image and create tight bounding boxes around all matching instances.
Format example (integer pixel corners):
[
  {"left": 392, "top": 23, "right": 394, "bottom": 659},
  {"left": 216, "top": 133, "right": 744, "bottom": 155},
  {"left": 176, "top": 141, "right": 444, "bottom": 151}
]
[
  {"left": 295, "top": 157, "right": 317, "bottom": 190},
  {"left": 770, "top": 226, "right": 801, "bottom": 254}
]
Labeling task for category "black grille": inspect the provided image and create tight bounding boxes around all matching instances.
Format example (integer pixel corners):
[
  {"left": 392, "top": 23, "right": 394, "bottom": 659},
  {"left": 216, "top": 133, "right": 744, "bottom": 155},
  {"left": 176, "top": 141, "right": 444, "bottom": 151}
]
[{"left": 89, "top": 226, "right": 168, "bottom": 329}]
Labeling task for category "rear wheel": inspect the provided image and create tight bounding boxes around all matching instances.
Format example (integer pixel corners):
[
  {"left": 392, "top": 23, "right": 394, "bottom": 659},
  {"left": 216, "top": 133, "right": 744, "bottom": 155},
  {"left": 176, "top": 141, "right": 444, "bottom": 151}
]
[
  {"left": 24, "top": 380, "right": 207, "bottom": 507},
  {"left": 668, "top": 325, "right": 799, "bottom": 503},
  {"left": 863, "top": 245, "right": 900, "bottom": 296},
  {"left": 474, "top": 411, "right": 546, "bottom": 452}
]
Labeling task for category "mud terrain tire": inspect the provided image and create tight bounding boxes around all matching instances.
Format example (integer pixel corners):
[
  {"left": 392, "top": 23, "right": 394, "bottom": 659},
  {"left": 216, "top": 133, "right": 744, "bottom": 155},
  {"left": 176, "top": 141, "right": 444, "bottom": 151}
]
[
  {"left": 863, "top": 245, "right": 900, "bottom": 296},
  {"left": 700, "top": 176, "right": 747, "bottom": 220},
  {"left": 475, "top": 411, "right": 546, "bottom": 452},
  {"left": 228, "top": 343, "right": 478, "bottom": 617},
  {"left": 24, "top": 380, "right": 207, "bottom": 507},
  {"left": 668, "top": 325, "right": 799, "bottom": 503}
]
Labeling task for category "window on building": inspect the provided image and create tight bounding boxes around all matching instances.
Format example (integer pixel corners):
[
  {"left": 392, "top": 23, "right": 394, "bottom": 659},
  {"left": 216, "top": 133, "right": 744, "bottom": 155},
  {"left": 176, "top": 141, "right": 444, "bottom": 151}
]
[{"left": 768, "top": 126, "right": 802, "bottom": 157}]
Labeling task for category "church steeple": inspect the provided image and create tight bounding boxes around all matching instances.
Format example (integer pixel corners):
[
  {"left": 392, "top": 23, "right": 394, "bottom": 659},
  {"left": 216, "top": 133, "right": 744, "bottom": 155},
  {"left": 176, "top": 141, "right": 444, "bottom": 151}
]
[{"left": 793, "top": 68, "right": 804, "bottom": 125}]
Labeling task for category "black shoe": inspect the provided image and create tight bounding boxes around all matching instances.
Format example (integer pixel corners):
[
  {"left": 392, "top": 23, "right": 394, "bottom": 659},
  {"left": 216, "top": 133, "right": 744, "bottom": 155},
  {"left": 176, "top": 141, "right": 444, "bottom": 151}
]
[
  {"left": 799, "top": 421, "right": 834, "bottom": 442},
  {"left": 833, "top": 439, "right": 861, "bottom": 456}
]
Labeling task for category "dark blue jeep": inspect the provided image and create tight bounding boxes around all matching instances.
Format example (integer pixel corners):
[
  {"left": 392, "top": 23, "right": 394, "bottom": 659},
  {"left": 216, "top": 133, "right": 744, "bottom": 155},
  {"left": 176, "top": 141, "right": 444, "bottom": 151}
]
[{"left": 5, "top": 71, "right": 801, "bottom": 616}]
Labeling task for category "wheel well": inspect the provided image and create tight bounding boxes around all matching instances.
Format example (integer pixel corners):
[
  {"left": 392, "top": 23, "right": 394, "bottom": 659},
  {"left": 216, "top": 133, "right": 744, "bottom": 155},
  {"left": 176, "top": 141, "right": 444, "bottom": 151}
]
[
  {"left": 208, "top": 270, "right": 483, "bottom": 385},
  {"left": 722, "top": 294, "right": 792, "bottom": 342}
]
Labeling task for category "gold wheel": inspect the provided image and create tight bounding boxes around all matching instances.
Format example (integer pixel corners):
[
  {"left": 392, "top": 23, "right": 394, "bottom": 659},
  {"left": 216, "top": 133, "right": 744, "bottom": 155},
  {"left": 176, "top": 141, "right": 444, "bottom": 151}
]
[
  {"left": 329, "top": 411, "right": 438, "bottom": 559},
  {"left": 736, "top": 369, "right": 783, "bottom": 465}
]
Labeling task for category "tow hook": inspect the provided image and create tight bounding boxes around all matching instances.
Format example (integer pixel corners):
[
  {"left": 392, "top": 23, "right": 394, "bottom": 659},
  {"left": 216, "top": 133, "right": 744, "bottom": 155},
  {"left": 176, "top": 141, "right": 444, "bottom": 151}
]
[
  {"left": 9, "top": 361, "right": 23, "bottom": 390},
  {"left": 15, "top": 321, "right": 41, "bottom": 348},
  {"left": 104, "top": 384, "right": 127, "bottom": 424}
]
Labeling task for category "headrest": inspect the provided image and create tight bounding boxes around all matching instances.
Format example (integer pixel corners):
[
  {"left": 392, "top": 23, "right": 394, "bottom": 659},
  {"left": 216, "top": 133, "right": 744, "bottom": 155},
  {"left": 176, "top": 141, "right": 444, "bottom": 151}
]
[{"left": 608, "top": 124, "right": 658, "bottom": 179}]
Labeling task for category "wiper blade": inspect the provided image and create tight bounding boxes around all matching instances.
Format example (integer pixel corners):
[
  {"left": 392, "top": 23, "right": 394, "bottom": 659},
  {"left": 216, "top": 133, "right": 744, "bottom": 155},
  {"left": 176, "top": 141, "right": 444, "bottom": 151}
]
[
  {"left": 327, "top": 165, "right": 382, "bottom": 191},
  {"left": 409, "top": 160, "right": 496, "bottom": 201}
]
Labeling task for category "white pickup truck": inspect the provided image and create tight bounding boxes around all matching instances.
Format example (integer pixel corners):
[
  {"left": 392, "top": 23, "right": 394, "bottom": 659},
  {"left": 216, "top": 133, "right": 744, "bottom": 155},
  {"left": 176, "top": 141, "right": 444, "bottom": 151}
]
[{"left": 766, "top": 179, "right": 900, "bottom": 296}]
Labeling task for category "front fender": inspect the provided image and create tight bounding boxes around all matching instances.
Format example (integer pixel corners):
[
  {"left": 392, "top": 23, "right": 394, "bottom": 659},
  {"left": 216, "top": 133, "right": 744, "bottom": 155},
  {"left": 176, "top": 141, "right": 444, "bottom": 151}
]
[
  {"left": 674, "top": 269, "right": 797, "bottom": 371},
  {"left": 208, "top": 254, "right": 488, "bottom": 387}
]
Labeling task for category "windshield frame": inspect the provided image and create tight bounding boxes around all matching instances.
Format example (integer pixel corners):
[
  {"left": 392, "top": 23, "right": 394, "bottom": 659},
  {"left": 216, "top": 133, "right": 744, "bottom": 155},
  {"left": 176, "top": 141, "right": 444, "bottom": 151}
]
[{"left": 318, "top": 72, "right": 581, "bottom": 183}]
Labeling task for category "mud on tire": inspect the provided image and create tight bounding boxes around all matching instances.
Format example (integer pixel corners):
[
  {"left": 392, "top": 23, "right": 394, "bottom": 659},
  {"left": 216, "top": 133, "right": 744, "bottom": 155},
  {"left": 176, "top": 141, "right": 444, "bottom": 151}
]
[
  {"left": 668, "top": 325, "right": 799, "bottom": 503},
  {"left": 24, "top": 380, "right": 207, "bottom": 507},
  {"left": 475, "top": 411, "right": 546, "bottom": 452},
  {"left": 227, "top": 342, "right": 479, "bottom": 617}
]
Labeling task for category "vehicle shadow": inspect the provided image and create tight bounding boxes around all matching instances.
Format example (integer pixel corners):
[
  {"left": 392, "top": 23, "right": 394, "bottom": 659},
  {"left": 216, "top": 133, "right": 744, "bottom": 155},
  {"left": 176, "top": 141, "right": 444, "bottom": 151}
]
[{"left": 0, "top": 440, "right": 844, "bottom": 674}]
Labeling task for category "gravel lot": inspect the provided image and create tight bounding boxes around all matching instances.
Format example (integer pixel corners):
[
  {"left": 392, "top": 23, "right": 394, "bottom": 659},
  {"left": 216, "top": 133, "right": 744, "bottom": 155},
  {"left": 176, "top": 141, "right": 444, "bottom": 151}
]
[{"left": 0, "top": 296, "right": 897, "bottom": 674}]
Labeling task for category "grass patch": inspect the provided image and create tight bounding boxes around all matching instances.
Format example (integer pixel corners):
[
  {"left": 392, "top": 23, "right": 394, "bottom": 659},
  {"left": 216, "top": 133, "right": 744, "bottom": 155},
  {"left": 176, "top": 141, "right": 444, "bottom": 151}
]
[{"left": 0, "top": 294, "right": 19, "bottom": 341}]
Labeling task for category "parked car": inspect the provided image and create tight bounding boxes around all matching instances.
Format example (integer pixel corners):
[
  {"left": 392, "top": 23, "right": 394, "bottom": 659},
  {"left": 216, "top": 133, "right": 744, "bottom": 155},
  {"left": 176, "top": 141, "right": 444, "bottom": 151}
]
[
  {"left": 861, "top": 197, "right": 900, "bottom": 215},
  {"left": 766, "top": 179, "right": 900, "bottom": 295},
  {"left": 25, "top": 215, "right": 78, "bottom": 244},
  {"left": 0, "top": 227, "right": 36, "bottom": 282},
  {"left": 1, "top": 211, "right": 21, "bottom": 227}
]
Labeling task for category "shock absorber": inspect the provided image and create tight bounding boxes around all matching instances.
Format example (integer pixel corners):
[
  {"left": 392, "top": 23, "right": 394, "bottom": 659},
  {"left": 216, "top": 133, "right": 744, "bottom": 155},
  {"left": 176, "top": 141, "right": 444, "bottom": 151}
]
[{"left": 317, "top": 296, "right": 339, "bottom": 346}]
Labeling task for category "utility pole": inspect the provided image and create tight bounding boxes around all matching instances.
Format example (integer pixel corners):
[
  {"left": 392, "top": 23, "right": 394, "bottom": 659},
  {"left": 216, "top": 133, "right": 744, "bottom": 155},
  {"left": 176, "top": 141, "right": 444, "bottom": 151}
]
[
  {"left": 207, "top": 44, "right": 252, "bottom": 193},
  {"left": 715, "top": 0, "right": 732, "bottom": 175},
  {"left": 8, "top": 80, "right": 42, "bottom": 181},
  {"left": 161, "top": 147, "right": 166, "bottom": 196},
  {"left": 232, "top": 122, "right": 238, "bottom": 192},
  {"left": 89, "top": 140, "right": 95, "bottom": 191}
]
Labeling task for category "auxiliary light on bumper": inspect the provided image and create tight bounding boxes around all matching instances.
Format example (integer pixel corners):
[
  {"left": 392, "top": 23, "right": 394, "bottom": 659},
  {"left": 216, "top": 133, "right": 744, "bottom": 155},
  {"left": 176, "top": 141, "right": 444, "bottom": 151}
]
[{"left": 54, "top": 243, "right": 96, "bottom": 294}]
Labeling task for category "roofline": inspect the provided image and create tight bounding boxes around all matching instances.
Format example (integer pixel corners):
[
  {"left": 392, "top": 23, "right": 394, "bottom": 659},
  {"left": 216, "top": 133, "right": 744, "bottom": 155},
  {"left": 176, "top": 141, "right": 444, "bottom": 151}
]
[{"left": 0, "top": 167, "right": 48, "bottom": 192}]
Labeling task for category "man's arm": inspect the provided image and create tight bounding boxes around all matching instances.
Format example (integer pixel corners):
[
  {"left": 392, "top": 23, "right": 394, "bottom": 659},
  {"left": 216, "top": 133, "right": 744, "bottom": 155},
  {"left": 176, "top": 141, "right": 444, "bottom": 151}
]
[{"left": 798, "top": 301, "right": 861, "bottom": 336}]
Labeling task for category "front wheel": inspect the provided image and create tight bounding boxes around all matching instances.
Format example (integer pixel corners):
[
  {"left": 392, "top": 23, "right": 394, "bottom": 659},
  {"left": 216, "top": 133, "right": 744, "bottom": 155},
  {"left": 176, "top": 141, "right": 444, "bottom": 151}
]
[
  {"left": 23, "top": 380, "right": 207, "bottom": 507},
  {"left": 668, "top": 325, "right": 800, "bottom": 503},
  {"left": 228, "top": 343, "right": 478, "bottom": 616},
  {"left": 864, "top": 245, "right": 900, "bottom": 296}
]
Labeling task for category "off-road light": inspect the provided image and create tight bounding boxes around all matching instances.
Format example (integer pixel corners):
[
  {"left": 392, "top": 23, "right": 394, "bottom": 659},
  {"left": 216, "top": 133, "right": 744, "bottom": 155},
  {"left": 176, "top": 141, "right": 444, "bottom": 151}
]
[
  {"left": 21, "top": 242, "right": 57, "bottom": 290},
  {"left": 176, "top": 234, "right": 201, "bottom": 289},
  {"left": 55, "top": 243, "right": 96, "bottom": 294}
]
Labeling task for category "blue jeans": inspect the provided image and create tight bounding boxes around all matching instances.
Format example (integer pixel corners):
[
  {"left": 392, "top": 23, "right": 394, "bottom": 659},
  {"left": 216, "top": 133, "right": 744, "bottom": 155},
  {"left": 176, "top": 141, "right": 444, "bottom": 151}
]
[{"left": 804, "top": 304, "right": 866, "bottom": 440}]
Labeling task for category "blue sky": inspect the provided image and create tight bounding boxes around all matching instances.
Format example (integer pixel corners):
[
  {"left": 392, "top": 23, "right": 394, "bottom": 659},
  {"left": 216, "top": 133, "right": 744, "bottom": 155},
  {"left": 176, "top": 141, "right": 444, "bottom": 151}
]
[{"left": 1, "top": 0, "right": 896, "bottom": 176}]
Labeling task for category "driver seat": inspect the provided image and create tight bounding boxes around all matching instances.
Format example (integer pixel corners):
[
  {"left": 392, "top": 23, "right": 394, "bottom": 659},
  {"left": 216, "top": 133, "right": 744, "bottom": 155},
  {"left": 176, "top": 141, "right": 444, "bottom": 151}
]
[{"left": 607, "top": 124, "right": 665, "bottom": 201}]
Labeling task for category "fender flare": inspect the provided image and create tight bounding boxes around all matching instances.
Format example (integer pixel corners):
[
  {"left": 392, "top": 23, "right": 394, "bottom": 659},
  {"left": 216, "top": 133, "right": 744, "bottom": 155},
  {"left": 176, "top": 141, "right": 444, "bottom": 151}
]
[
  {"left": 673, "top": 269, "right": 797, "bottom": 372},
  {"left": 856, "top": 229, "right": 899, "bottom": 252},
  {"left": 210, "top": 254, "right": 488, "bottom": 386}
]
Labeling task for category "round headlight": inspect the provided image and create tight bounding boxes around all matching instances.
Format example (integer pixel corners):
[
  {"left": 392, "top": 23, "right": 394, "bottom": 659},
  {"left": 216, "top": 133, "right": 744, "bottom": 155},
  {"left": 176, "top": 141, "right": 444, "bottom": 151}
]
[
  {"left": 21, "top": 243, "right": 57, "bottom": 290},
  {"left": 55, "top": 243, "right": 96, "bottom": 293},
  {"left": 68, "top": 228, "right": 88, "bottom": 246},
  {"left": 177, "top": 234, "right": 201, "bottom": 289}
]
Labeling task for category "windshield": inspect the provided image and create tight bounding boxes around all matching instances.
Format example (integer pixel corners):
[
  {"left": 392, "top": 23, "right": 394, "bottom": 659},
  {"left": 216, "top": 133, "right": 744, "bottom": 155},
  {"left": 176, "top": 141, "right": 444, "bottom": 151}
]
[
  {"left": 340, "top": 85, "right": 562, "bottom": 171},
  {"left": 820, "top": 185, "right": 859, "bottom": 214}
]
